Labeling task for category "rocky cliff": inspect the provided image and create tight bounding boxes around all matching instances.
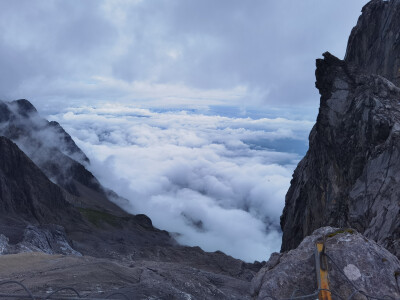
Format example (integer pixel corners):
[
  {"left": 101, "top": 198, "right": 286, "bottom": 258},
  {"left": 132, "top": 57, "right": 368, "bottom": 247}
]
[
  {"left": 281, "top": 0, "right": 400, "bottom": 258},
  {"left": 281, "top": 51, "right": 400, "bottom": 256},
  {"left": 0, "top": 136, "right": 81, "bottom": 241},
  {"left": 345, "top": 0, "right": 400, "bottom": 86}
]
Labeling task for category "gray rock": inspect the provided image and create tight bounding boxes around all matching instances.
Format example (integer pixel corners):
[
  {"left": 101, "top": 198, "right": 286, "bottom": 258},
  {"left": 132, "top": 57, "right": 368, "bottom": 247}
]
[
  {"left": 252, "top": 227, "right": 400, "bottom": 299},
  {"left": 0, "top": 252, "right": 252, "bottom": 300},
  {"left": 0, "top": 99, "right": 125, "bottom": 215},
  {"left": 16, "top": 225, "right": 82, "bottom": 256},
  {"left": 0, "top": 136, "right": 81, "bottom": 227},
  {"left": 0, "top": 234, "right": 8, "bottom": 255},
  {"left": 281, "top": 52, "right": 400, "bottom": 259},
  {"left": 345, "top": 0, "right": 400, "bottom": 87}
]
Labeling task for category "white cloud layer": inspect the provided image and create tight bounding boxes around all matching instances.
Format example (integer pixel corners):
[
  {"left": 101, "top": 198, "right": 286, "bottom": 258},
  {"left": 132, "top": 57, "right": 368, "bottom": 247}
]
[{"left": 50, "top": 105, "right": 313, "bottom": 262}]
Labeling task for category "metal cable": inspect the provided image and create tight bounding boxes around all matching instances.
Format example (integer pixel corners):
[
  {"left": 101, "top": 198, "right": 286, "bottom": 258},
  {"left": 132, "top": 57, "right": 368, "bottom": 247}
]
[
  {"left": 290, "top": 288, "right": 306, "bottom": 299},
  {"left": 0, "top": 280, "right": 35, "bottom": 299},
  {"left": 105, "top": 292, "right": 130, "bottom": 300},
  {"left": 45, "top": 287, "right": 81, "bottom": 299},
  {"left": 0, "top": 280, "right": 131, "bottom": 300},
  {"left": 261, "top": 295, "right": 278, "bottom": 300}
]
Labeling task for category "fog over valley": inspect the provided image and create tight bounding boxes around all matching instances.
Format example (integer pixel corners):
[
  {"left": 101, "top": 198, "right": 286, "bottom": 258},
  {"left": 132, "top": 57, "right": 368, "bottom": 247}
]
[{"left": 47, "top": 105, "right": 311, "bottom": 261}]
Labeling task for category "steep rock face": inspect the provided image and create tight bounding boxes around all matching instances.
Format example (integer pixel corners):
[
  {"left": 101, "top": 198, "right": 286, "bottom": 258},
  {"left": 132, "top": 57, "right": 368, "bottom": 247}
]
[
  {"left": 345, "top": 0, "right": 400, "bottom": 86},
  {"left": 252, "top": 227, "right": 400, "bottom": 299},
  {"left": 0, "top": 99, "right": 127, "bottom": 215},
  {"left": 0, "top": 136, "right": 85, "bottom": 254},
  {"left": 281, "top": 52, "right": 400, "bottom": 257},
  {"left": 0, "top": 136, "right": 79, "bottom": 226},
  {"left": 0, "top": 136, "right": 175, "bottom": 257}
]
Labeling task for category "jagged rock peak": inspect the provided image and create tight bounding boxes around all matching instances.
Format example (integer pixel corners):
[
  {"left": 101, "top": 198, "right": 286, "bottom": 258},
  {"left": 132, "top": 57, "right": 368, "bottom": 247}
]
[
  {"left": 281, "top": 52, "right": 400, "bottom": 258},
  {"left": 10, "top": 99, "right": 38, "bottom": 117},
  {"left": 315, "top": 52, "right": 357, "bottom": 105},
  {"left": 345, "top": 0, "right": 400, "bottom": 86}
]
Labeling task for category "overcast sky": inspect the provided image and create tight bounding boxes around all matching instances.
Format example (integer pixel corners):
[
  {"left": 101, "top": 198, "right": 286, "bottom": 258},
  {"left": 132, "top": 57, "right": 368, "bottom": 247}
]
[{"left": 0, "top": 0, "right": 369, "bottom": 113}]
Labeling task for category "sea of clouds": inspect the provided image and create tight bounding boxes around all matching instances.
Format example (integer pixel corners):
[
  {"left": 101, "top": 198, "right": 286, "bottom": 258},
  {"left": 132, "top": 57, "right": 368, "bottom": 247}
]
[{"left": 49, "top": 104, "right": 314, "bottom": 262}]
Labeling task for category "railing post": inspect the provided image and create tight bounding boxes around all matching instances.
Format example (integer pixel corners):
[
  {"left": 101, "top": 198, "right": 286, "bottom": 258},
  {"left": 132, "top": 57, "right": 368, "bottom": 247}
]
[{"left": 315, "top": 239, "right": 332, "bottom": 300}]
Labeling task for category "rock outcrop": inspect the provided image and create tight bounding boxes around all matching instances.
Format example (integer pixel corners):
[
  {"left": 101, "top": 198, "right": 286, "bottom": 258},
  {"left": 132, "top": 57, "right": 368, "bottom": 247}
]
[
  {"left": 345, "top": 0, "right": 400, "bottom": 87},
  {"left": 281, "top": 0, "right": 400, "bottom": 260},
  {"left": 252, "top": 227, "right": 400, "bottom": 299},
  {"left": 281, "top": 51, "right": 400, "bottom": 257},
  {"left": 5, "top": 225, "right": 82, "bottom": 256}
]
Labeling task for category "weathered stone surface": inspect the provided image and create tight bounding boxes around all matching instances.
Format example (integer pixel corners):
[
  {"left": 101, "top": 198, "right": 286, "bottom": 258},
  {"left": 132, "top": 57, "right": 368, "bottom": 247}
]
[
  {"left": 0, "top": 136, "right": 80, "bottom": 226},
  {"left": 0, "top": 252, "right": 252, "bottom": 300},
  {"left": 252, "top": 227, "right": 400, "bottom": 299},
  {"left": 0, "top": 234, "right": 8, "bottom": 255},
  {"left": 281, "top": 52, "right": 400, "bottom": 258},
  {"left": 12, "top": 225, "right": 82, "bottom": 256},
  {"left": 345, "top": 0, "right": 400, "bottom": 87}
]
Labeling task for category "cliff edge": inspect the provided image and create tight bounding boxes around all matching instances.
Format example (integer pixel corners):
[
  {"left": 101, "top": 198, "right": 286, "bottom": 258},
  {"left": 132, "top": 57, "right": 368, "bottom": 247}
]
[{"left": 281, "top": 0, "right": 400, "bottom": 258}]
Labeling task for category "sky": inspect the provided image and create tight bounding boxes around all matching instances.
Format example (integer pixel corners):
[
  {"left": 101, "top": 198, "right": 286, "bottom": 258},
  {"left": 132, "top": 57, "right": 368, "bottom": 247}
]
[
  {"left": 0, "top": 0, "right": 369, "bottom": 112},
  {"left": 0, "top": 0, "right": 370, "bottom": 262}
]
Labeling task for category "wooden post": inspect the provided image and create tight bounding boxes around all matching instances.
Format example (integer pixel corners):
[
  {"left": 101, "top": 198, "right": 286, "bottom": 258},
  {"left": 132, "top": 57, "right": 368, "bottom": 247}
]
[{"left": 315, "top": 240, "right": 332, "bottom": 300}]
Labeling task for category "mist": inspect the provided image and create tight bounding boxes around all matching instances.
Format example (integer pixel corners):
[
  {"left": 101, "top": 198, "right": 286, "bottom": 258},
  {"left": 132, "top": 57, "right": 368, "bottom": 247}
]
[{"left": 49, "top": 105, "right": 313, "bottom": 262}]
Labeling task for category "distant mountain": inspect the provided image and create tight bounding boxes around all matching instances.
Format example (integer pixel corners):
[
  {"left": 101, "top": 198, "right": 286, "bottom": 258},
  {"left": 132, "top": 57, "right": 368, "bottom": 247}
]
[
  {"left": 0, "top": 99, "right": 175, "bottom": 255},
  {"left": 0, "top": 99, "right": 124, "bottom": 214}
]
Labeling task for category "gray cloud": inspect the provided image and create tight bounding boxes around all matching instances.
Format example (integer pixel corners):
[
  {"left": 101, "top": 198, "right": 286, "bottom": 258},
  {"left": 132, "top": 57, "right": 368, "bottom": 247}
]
[
  {"left": 0, "top": 0, "right": 116, "bottom": 100},
  {"left": 0, "top": 0, "right": 368, "bottom": 110}
]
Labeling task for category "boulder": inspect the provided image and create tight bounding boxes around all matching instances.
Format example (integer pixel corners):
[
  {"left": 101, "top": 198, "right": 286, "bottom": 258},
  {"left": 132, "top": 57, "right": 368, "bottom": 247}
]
[{"left": 252, "top": 227, "right": 400, "bottom": 299}]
